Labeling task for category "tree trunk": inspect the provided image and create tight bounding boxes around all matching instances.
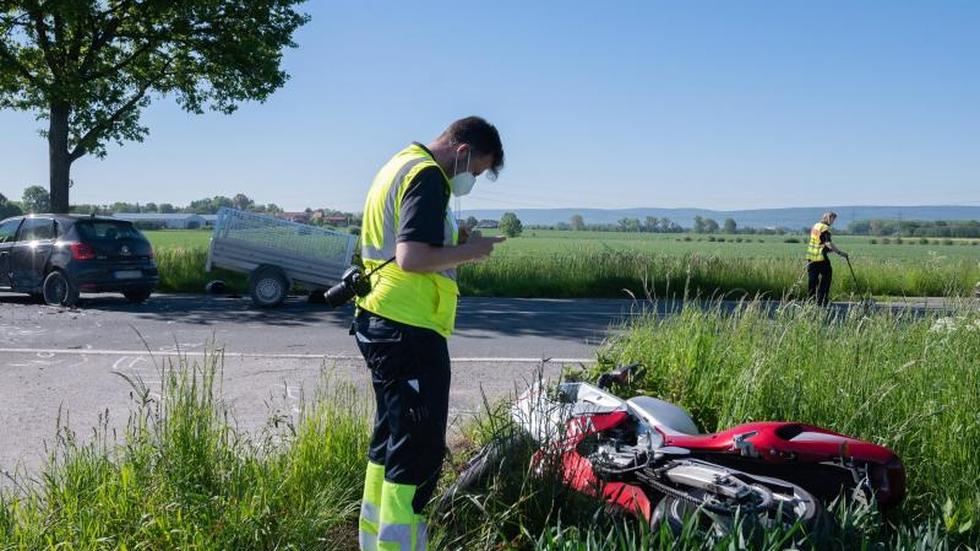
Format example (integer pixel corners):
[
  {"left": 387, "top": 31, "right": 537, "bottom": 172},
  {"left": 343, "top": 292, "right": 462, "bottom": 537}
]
[{"left": 48, "top": 102, "right": 72, "bottom": 214}]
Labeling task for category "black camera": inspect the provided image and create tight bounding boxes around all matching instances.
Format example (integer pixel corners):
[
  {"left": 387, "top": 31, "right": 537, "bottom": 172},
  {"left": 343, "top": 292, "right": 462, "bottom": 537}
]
[{"left": 325, "top": 265, "right": 372, "bottom": 308}]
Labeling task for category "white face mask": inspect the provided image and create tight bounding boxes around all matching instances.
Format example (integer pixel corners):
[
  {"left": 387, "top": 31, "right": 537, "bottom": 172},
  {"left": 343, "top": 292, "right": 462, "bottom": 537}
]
[{"left": 450, "top": 148, "right": 476, "bottom": 197}]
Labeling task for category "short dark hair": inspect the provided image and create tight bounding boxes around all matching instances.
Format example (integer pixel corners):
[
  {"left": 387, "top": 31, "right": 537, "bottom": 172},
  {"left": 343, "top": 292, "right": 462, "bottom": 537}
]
[{"left": 439, "top": 116, "right": 504, "bottom": 179}]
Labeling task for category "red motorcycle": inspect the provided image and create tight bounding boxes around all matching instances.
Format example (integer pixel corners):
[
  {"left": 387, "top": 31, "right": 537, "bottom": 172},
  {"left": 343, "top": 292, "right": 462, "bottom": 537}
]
[{"left": 443, "top": 364, "right": 905, "bottom": 535}]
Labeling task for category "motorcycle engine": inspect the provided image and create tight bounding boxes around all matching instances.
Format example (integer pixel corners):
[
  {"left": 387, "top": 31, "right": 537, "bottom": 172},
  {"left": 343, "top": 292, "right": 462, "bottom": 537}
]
[{"left": 584, "top": 418, "right": 654, "bottom": 480}]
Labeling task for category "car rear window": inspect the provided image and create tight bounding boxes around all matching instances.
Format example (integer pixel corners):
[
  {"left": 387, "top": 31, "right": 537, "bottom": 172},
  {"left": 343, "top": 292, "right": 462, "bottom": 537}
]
[{"left": 76, "top": 221, "right": 144, "bottom": 241}]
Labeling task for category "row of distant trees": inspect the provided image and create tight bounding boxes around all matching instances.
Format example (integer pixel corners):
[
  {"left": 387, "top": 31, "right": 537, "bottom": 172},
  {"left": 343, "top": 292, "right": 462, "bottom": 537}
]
[
  {"left": 847, "top": 219, "right": 980, "bottom": 238},
  {"left": 0, "top": 186, "right": 286, "bottom": 217},
  {"left": 531, "top": 215, "right": 794, "bottom": 235},
  {"left": 70, "top": 193, "right": 285, "bottom": 216},
  {"left": 0, "top": 186, "right": 51, "bottom": 218},
  {"left": 0, "top": 186, "right": 362, "bottom": 225}
]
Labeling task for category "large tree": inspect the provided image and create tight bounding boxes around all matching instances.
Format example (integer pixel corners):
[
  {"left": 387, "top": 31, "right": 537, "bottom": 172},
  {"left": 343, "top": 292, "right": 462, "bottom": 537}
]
[
  {"left": 0, "top": 1, "right": 308, "bottom": 213},
  {"left": 723, "top": 217, "right": 737, "bottom": 234},
  {"left": 232, "top": 192, "right": 253, "bottom": 210},
  {"left": 499, "top": 212, "right": 523, "bottom": 238}
]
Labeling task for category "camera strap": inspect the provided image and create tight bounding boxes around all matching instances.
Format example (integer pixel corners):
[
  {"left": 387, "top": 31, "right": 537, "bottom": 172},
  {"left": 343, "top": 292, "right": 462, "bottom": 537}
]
[{"left": 364, "top": 256, "right": 396, "bottom": 276}]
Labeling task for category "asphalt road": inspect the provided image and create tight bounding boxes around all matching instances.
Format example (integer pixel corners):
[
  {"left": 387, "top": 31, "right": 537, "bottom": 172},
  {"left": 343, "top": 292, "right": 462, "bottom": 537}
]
[{"left": 0, "top": 292, "right": 966, "bottom": 486}]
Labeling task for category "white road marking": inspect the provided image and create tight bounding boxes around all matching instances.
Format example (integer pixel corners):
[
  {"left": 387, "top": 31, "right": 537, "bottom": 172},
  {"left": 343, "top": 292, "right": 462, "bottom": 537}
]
[{"left": 0, "top": 347, "right": 594, "bottom": 364}]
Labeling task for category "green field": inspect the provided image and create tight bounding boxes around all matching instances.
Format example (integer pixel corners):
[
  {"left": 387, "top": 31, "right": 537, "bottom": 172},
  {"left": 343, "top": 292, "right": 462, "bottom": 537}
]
[
  {"left": 144, "top": 229, "right": 980, "bottom": 298},
  {"left": 145, "top": 228, "right": 980, "bottom": 262},
  {"left": 145, "top": 229, "right": 214, "bottom": 248},
  {"left": 3, "top": 304, "right": 977, "bottom": 549},
  {"left": 488, "top": 230, "right": 980, "bottom": 262}
]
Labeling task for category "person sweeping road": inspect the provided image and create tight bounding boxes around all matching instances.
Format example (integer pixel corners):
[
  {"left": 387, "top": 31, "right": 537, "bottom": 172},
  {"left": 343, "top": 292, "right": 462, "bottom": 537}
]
[
  {"left": 806, "top": 211, "right": 849, "bottom": 306},
  {"left": 352, "top": 117, "right": 505, "bottom": 551}
]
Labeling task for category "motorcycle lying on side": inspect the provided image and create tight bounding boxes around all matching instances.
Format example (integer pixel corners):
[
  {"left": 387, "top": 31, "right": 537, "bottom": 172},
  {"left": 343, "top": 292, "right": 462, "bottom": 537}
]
[{"left": 440, "top": 363, "right": 905, "bottom": 537}]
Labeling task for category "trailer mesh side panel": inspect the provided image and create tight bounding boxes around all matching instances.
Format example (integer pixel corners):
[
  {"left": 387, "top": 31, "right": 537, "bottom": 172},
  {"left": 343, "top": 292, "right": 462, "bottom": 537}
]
[{"left": 211, "top": 208, "right": 357, "bottom": 282}]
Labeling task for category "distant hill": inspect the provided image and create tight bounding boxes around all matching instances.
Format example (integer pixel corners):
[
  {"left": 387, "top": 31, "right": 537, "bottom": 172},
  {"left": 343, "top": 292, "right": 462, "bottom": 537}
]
[{"left": 460, "top": 206, "right": 980, "bottom": 230}]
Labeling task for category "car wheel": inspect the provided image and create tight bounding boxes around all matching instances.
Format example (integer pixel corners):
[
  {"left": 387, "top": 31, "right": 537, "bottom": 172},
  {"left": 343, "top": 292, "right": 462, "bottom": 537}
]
[
  {"left": 123, "top": 288, "right": 153, "bottom": 304},
  {"left": 42, "top": 270, "right": 80, "bottom": 307},
  {"left": 249, "top": 266, "right": 288, "bottom": 307}
]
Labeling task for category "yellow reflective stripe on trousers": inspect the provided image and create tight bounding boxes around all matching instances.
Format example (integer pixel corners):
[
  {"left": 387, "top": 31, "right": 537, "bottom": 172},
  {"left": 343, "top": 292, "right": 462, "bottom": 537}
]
[
  {"left": 377, "top": 520, "right": 426, "bottom": 551},
  {"left": 378, "top": 480, "right": 421, "bottom": 550},
  {"left": 378, "top": 523, "right": 412, "bottom": 550},
  {"left": 359, "top": 501, "right": 379, "bottom": 551},
  {"left": 416, "top": 515, "right": 428, "bottom": 550},
  {"left": 359, "top": 462, "right": 385, "bottom": 551}
]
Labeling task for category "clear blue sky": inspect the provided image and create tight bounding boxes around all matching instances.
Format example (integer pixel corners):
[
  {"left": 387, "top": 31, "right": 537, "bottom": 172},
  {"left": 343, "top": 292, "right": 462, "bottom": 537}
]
[{"left": 1, "top": 1, "right": 978, "bottom": 212}]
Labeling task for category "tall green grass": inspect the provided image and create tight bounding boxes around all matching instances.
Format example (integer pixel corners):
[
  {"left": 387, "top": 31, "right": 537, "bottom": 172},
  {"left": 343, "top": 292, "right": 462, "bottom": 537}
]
[
  {"left": 597, "top": 301, "right": 980, "bottom": 534},
  {"left": 459, "top": 251, "right": 978, "bottom": 298},
  {"left": 432, "top": 302, "right": 979, "bottom": 549},
  {"left": 154, "top": 247, "right": 248, "bottom": 293},
  {"left": 0, "top": 352, "right": 369, "bottom": 550}
]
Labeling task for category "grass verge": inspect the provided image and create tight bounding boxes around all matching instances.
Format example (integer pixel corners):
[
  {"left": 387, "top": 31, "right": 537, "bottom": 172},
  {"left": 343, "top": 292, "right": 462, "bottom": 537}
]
[
  {"left": 0, "top": 351, "right": 369, "bottom": 550},
  {"left": 595, "top": 300, "right": 979, "bottom": 541},
  {"left": 2, "top": 302, "right": 978, "bottom": 549}
]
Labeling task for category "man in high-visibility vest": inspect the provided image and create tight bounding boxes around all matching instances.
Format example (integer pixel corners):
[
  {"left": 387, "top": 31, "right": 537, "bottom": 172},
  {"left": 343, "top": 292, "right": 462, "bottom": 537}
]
[
  {"left": 806, "top": 211, "right": 848, "bottom": 306},
  {"left": 353, "top": 117, "right": 505, "bottom": 551}
]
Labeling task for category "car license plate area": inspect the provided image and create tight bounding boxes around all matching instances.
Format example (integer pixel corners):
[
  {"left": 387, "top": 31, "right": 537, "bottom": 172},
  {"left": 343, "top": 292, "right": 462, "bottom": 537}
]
[{"left": 114, "top": 270, "right": 143, "bottom": 280}]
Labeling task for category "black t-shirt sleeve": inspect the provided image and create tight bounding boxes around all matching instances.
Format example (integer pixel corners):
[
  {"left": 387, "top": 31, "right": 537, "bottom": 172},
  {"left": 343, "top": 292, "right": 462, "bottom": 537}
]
[
  {"left": 396, "top": 166, "right": 449, "bottom": 246},
  {"left": 819, "top": 230, "right": 831, "bottom": 244}
]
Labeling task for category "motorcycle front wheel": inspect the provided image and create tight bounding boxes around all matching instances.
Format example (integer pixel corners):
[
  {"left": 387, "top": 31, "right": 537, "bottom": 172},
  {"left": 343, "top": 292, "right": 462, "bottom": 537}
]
[{"left": 435, "top": 433, "right": 529, "bottom": 515}]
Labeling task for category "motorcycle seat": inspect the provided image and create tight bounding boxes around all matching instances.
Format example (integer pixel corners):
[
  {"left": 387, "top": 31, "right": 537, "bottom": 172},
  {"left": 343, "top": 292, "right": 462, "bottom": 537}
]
[{"left": 626, "top": 396, "right": 700, "bottom": 436}]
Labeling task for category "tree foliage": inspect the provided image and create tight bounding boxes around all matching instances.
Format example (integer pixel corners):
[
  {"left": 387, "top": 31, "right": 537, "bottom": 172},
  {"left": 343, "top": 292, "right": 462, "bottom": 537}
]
[
  {"left": 0, "top": 0, "right": 309, "bottom": 212},
  {"left": 0, "top": 192, "right": 24, "bottom": 218},
  {"left": 499, "top": 211, "right": 523, "bottom": 237},
  {"left": 848, "top": 218, "right": 980, "bottom": 238},
  {"left": 21, "top": 184, "right": 49, "bottom": 212},
  {"left": 693, "top": 216, "right": 720, "bottom": 233}
]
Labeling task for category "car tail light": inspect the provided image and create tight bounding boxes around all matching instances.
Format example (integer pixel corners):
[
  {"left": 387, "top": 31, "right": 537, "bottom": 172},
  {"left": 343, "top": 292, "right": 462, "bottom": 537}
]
[
  {"left": 147, "top": 247, "right": 154, "bottom": 259},
  {"left": 70, "top": 242, "right": 96, "bottom": 261}
]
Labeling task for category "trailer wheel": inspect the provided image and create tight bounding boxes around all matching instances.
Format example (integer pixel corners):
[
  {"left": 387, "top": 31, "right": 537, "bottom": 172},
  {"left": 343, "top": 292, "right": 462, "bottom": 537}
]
[{"left": 249, "top": 265, "right": 289, "bottom": 307}]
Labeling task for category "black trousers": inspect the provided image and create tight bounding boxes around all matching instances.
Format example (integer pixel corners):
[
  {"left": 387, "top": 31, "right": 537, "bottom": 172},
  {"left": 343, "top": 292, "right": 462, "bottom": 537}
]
[
  {"left": 352, "top": 309, "right": 451, "bottom": 514},
  {"left": 807, "top": 260, "right": 832, "bottom": 306}
]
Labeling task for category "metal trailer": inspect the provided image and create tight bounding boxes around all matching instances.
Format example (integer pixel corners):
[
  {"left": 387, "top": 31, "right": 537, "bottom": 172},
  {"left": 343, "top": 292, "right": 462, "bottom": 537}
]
[{"left": 205, "top": 207, "right": 357, "bottom": 307}]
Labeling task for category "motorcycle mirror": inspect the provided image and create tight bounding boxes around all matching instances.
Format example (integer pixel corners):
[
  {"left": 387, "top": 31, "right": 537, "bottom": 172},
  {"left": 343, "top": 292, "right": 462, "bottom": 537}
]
[{"left": 597, "top": 362, "right": 646, "bottom": 389}]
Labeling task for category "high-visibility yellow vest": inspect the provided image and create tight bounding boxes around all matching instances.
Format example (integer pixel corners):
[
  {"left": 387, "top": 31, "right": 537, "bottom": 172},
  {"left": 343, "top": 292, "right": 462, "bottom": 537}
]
[
  {"left": 355, "top": 143, "right": 459, "bottom": 337},
  {"left": 806, "top": 222, "right": 830, "bottom": 262}
]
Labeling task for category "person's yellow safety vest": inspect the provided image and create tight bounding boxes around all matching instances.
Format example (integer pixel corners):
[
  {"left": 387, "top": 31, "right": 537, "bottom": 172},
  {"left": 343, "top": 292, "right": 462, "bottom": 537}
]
[
  {"left": 355, "top": 143, "right": 460, "bottom": 337},
  {"left": 806, "top": 222, "right": 830, "bottom": 262}
]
